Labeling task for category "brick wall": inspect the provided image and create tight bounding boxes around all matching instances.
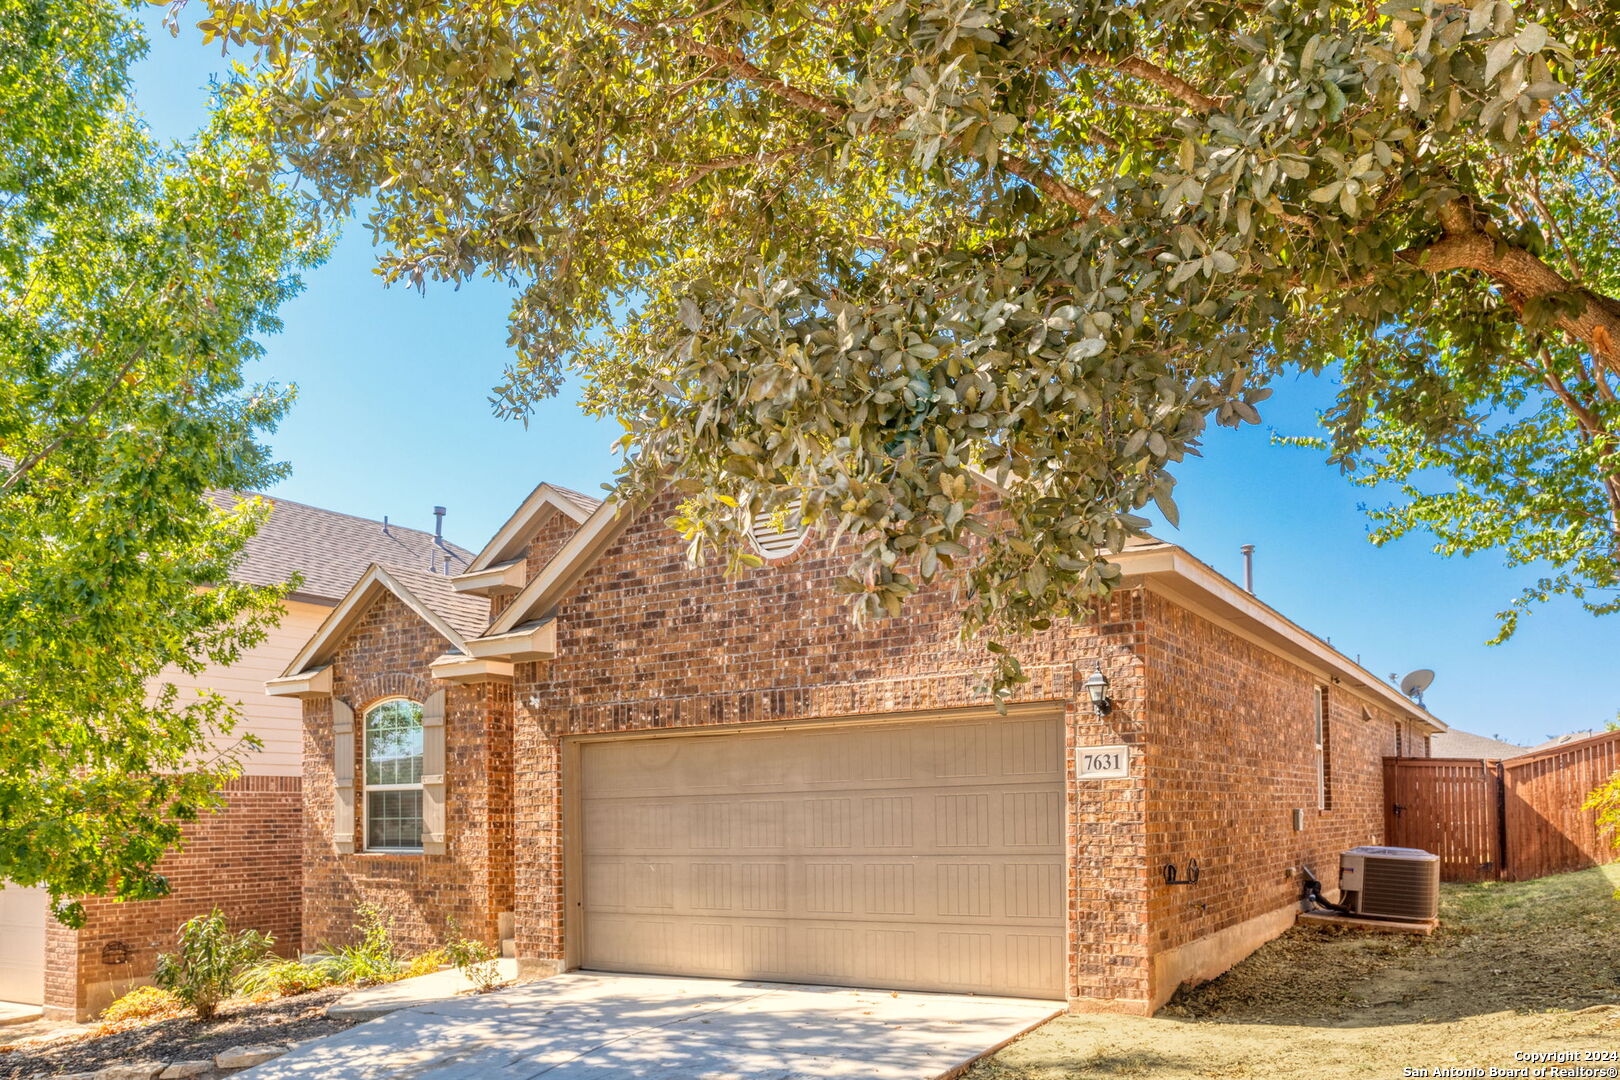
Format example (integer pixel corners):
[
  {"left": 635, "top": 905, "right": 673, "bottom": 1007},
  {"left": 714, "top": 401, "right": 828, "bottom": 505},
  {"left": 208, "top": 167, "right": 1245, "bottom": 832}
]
[
  {"left": 1140, "top": 588, "right": 1398, "bottom": 1008},
  {"left": 505, "top": 489, "right": 1158, "bottom": 1009},
  {"left": 43, "top": 775, "right": 301, "bottom": 1020},
  {"left": 293, "top": 488, "right": 1431, "bottom": 1016},
  {"left": 301, "top": 589, "right": 513, "bottom": 957}
]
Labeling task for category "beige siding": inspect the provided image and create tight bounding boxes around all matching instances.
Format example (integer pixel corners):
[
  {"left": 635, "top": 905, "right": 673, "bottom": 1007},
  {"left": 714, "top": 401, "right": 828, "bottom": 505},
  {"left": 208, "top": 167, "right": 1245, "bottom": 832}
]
[{"left": 156, "top": 599, "right": 330, "bottom": 777}]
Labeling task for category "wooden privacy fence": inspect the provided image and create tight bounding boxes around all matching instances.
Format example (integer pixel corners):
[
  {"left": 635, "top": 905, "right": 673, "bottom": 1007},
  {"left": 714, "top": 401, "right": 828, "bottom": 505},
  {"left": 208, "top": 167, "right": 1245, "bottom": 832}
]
[{"left": 1385, "top": 730, "right": 1620, "bottom": 882}]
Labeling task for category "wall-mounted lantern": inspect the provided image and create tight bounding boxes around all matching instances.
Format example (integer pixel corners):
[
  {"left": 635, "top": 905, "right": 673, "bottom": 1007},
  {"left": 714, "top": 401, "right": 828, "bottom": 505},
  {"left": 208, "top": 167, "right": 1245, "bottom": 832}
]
[{"left": 1084, "top": 667, "right": 1112, "bottom": 715}]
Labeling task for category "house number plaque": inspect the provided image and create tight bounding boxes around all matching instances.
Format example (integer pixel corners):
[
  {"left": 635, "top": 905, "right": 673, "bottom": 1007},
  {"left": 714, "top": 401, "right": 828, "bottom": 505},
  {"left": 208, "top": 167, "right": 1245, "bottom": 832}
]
[{"left": 1076, "top": 744, "right": 1130, "bottom": 780}]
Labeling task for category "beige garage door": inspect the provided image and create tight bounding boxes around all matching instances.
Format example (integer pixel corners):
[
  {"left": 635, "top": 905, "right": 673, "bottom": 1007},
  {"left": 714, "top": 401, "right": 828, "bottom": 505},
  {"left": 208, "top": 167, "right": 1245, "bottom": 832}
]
[
  {"left": 579, "top": 712, "right": 1066, "bottom": 999},
  {"left": 0, "top": 884, "right": 48, "bottom": 1005}
]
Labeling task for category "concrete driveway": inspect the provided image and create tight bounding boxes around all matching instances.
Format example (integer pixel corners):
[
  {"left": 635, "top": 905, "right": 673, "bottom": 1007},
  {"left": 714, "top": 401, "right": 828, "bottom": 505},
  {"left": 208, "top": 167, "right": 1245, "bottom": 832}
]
[{"left": 240, "top": 971, "right": 1061, "bottom": 1080}]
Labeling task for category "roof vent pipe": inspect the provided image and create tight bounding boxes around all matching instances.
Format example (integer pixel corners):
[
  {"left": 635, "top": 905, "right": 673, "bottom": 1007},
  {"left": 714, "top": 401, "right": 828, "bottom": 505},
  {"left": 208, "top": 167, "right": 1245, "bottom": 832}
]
[
  {"left": 1241, "top": 544, "right": 1255, "bottom": 594},
  {"left": 433, "top": 505, "right": 447, "bottom": 546},
  {"left": 382, "top": 515, "right": 391, "bottom": 536}
]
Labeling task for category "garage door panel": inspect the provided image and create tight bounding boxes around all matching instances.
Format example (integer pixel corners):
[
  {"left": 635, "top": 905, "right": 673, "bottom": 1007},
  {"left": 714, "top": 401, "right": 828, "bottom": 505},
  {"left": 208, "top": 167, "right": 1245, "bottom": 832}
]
[
  {"left": 587, "top": 784, "right": 1059, "bottom": 856},
  {"left": 585, "top": 912, "right": 1065, "bottom": 998},
  {"left": 580, "top": 713, "right": 1066, "bottom": 999},
  {"left": 588, "top": 854, "right": 1065, "bottom": 924}
]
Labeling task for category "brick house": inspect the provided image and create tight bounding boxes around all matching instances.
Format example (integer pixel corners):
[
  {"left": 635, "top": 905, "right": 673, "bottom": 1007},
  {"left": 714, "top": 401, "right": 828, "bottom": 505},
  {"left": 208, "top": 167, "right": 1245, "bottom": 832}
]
[
  {"left": 270, "top": 480, "right": 1444, "bottom": 1014},
  {"left": 1, "top": 495, "right": 470, "bottom": 1020}
]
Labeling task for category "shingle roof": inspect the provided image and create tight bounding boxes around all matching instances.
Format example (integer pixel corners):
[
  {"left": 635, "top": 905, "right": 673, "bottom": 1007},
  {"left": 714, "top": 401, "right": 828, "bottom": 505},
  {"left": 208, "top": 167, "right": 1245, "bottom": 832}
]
[
  {"left": 211, "top": 491, "right": 474, "bottom": 603},
  {"left": 382, "top": 565, "right": 490, "bottom": 640},
  {"left": 1431, "top": 729, "right": 1527, "bottom": 759},
  {"left": 548, "top": 483, "right": 604, "bottom": 518},
  {"left": 1516, "top": 730, "right": 1602, "bottom": 757}
]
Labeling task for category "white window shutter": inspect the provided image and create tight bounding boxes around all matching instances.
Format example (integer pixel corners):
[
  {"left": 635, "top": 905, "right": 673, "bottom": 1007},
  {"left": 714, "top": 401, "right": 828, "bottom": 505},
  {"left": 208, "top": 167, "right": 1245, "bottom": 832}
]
[
  {"left": 421, "top": 689, "right": 447, "bottom": 855},
  {"left": 332, "top": 698, "right": 355, "bottom": 854}
]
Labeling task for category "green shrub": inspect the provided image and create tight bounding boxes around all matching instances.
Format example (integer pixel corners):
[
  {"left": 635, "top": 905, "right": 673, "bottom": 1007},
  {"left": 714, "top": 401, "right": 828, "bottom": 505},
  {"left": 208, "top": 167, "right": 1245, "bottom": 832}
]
[
  {"left": 235, "top": 956, "right": 342, "bottom": 998},
  {"left": 443, "top": 923, "right": 504, "bottom": 994},
  {"left": 100, "top": 985, "right": 183, "bottom": 1024},
  {"left": 320, "top": 902, "right": 402, "bottom": 985},
  {"left": 1584, "top": 770, "right": 1620, "bottom": 896},
  {"left": 153, "top": 910, "right": 274, "bottom": 1020},
  {"left": 401, "top": 948, "right": 447, "bottom": 980}
]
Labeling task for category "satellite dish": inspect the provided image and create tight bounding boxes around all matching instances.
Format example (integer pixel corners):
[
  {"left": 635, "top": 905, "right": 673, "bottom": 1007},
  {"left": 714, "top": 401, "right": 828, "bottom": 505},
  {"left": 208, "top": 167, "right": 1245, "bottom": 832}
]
[{"left": 1399, "top": 669, "right": 1435, "bottom": 703}]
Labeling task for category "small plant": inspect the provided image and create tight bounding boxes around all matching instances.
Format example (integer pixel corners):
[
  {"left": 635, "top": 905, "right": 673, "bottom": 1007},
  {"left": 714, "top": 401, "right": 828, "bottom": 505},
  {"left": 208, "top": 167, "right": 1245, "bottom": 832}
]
[
  {"left": 100, "top": 985, "right": 183, "bottom": 1024},
  {"left": 443, "top": 921, "right": 504, "bottom": 994},
  {"left": 320, "top": 902, "right": 402, "bottom": 985},
  {"left": 236, "top": 956, "right": 343, "bottom": 998},
  {"left": 1583, "top": 769, "right": 1620, "bottom": 897},
  {"left": 153, "top": 909, "right": 274, "bottom": 1020},
  {"left": 401, "top": 947, "right": 447, "bottom": 979}
]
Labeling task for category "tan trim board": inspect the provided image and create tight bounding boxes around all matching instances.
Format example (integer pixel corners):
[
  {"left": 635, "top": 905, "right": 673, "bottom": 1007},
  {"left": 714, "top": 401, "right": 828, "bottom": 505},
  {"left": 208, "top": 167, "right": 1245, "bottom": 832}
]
[
  {"left": 450, "top": 559, "right": 526, "bottom": 597},
  {"left": 265, "top": 664, "right": 333, "bottom": 699},
  {"left": 465, "top": 620, "right": 556, "bottom": 662},
  {"left": 428, "top": 654, "right": 516, "bottom": 684}
]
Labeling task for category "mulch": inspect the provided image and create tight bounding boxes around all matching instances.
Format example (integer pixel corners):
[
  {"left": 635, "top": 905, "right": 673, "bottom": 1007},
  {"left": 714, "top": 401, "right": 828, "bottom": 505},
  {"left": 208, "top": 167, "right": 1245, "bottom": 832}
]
[{"left": 0, "top": 988, "right": 361, "bottom": 1078}]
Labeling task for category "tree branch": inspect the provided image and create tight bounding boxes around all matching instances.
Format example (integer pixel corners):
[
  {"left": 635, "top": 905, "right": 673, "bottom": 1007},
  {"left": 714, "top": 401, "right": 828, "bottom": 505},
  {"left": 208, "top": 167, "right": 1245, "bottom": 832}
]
[
  {"left": 1073, "top": 52, "right": 1228, "bottom": 113},
  {"left": 664, "top": 140, "right": 824, "bottom": 195},
  {"left": 1399, "top": 202, "right": 1620, "bottom": 378},
  {"left": 602, "top": 10, "right": 1106, "bottom": 219},
  {"left": 0, "top": 346, "right": 147, "bottom": 496}
]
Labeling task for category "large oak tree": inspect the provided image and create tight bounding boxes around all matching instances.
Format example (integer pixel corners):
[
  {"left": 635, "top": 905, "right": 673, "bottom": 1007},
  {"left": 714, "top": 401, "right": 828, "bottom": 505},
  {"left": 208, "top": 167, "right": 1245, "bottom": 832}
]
[{"left": 194, "top": 0, "right": 1616, "bottom": 689}]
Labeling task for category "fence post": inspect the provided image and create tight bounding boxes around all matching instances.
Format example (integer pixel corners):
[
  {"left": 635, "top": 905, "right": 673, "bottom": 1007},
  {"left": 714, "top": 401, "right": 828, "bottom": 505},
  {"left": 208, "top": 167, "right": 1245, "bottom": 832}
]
[{"left": 1494, "top": 759, "right": 1509, "bottom": 880}]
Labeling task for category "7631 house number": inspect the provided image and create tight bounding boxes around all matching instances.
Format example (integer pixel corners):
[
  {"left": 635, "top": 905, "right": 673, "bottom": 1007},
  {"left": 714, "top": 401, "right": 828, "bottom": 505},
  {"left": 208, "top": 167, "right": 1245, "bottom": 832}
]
[{"left": 1077, "top": 745, "right": 1130, "bottom": 780}]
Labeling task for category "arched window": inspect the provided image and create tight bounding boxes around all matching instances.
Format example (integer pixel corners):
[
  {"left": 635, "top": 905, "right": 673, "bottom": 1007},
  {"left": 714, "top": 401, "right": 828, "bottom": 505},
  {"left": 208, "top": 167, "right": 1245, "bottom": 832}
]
[{"left": 364, "top": 699, "right": 424, "bottom": 851}]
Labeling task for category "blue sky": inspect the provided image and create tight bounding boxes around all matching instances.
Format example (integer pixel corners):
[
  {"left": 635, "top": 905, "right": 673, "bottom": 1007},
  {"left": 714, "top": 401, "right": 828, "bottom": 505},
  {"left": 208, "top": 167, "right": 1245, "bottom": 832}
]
[{"left": 131, "top": 9, "right": 1615, "bottom": 746}]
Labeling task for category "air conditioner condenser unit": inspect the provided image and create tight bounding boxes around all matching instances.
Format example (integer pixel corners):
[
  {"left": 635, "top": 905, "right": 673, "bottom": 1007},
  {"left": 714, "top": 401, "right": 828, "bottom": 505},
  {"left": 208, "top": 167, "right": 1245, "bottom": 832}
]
[{"left": 1338, "top": 846, "right": 1440, "bottom": 922}]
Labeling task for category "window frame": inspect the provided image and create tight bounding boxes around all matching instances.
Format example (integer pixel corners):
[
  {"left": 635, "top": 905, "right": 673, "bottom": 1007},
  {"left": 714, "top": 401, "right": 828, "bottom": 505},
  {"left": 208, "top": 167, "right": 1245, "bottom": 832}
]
[
  {"left": 361, "top": 696, "right": 426, "bottom": 854},
  {"left": 1313, "top": 686, "right": 1329, "bottom": 811}
]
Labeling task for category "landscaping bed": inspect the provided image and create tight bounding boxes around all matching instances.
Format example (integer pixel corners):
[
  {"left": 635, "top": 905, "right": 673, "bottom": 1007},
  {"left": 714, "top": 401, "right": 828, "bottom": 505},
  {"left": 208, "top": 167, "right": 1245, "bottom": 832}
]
[
  {"left": 0, "top": 988, "right": 359, "bottom": 1078},
  {"left": 964, "top": 863, "right": 1620, "bottom": 1080}
]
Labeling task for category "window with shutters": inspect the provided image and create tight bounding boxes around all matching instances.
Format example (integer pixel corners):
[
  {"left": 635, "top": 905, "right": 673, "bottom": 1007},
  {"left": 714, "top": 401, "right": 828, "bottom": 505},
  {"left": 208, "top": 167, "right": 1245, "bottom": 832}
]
[{"left": 364, "top": 699, "right": 424, "bottom": 851}]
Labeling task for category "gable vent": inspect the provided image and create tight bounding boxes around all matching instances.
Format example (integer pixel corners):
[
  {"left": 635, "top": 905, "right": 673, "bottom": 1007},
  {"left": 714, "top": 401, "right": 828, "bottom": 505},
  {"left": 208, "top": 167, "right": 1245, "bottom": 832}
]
[{"left": 749, "top": 499, "right": 808, "bottom": 560}]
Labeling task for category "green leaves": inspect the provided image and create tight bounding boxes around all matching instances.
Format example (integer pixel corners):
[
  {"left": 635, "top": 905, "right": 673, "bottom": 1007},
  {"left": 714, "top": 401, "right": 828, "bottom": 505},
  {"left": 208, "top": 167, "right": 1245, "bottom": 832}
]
[
  {"left": 0, "top": 0, "right": 325, "bottom": 916},
  {"left": 196, "top": 0, "right": 1620, "bottom": 692}
]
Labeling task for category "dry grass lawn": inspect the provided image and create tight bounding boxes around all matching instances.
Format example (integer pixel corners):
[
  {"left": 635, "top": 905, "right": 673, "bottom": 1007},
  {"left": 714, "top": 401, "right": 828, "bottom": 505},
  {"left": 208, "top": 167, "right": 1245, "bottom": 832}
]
[{"left": 965, "top": 863, "right": 1620, "bottom": 1080}]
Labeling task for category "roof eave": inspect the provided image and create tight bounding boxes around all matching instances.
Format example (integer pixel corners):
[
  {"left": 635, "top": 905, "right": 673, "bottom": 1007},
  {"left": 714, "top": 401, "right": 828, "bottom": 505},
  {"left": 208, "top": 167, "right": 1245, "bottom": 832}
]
[
  {"left": 463, "top": 483, "right": 598, "bottom": 575},
  {"left": 1111, "top": 545, "right": 1446, "bottom": 732},
  {"left": 465, "top": 619, "right": 558, "bottom": 662},
  {"left": 265, "top": 664, "right": 334, "bottom": 699},
  {"left": 450, "top": 558, "right": 526, "bottom": 597}
]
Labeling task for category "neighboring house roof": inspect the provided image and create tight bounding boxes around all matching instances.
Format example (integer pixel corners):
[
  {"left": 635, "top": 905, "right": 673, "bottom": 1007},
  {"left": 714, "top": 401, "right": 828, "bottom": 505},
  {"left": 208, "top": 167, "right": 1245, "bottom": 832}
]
[
  {"left": 1516, "top": 730, "right": 1602, "bottom": 756},
  {"left": 1431, "top": 729, "right": 1528, "bottom": 759},
  {"left": 273, "top": 563, "right": 490, "bottom": 683},
  {"left": 214, "top": 491, "right": 474, "bottom": 603}
]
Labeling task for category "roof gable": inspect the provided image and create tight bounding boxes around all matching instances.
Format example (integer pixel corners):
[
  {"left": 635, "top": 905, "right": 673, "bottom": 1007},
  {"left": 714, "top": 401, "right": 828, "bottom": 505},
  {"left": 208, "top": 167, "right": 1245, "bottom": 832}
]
[
  {"left": 460, "top": 482, "right": 601, "bottom": 577},
  {"left": 279, "top": 563, "right": 489, "bottom": 677},
  {"left": 485, "top": 486, "right": 650, "bottom": 635}
]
